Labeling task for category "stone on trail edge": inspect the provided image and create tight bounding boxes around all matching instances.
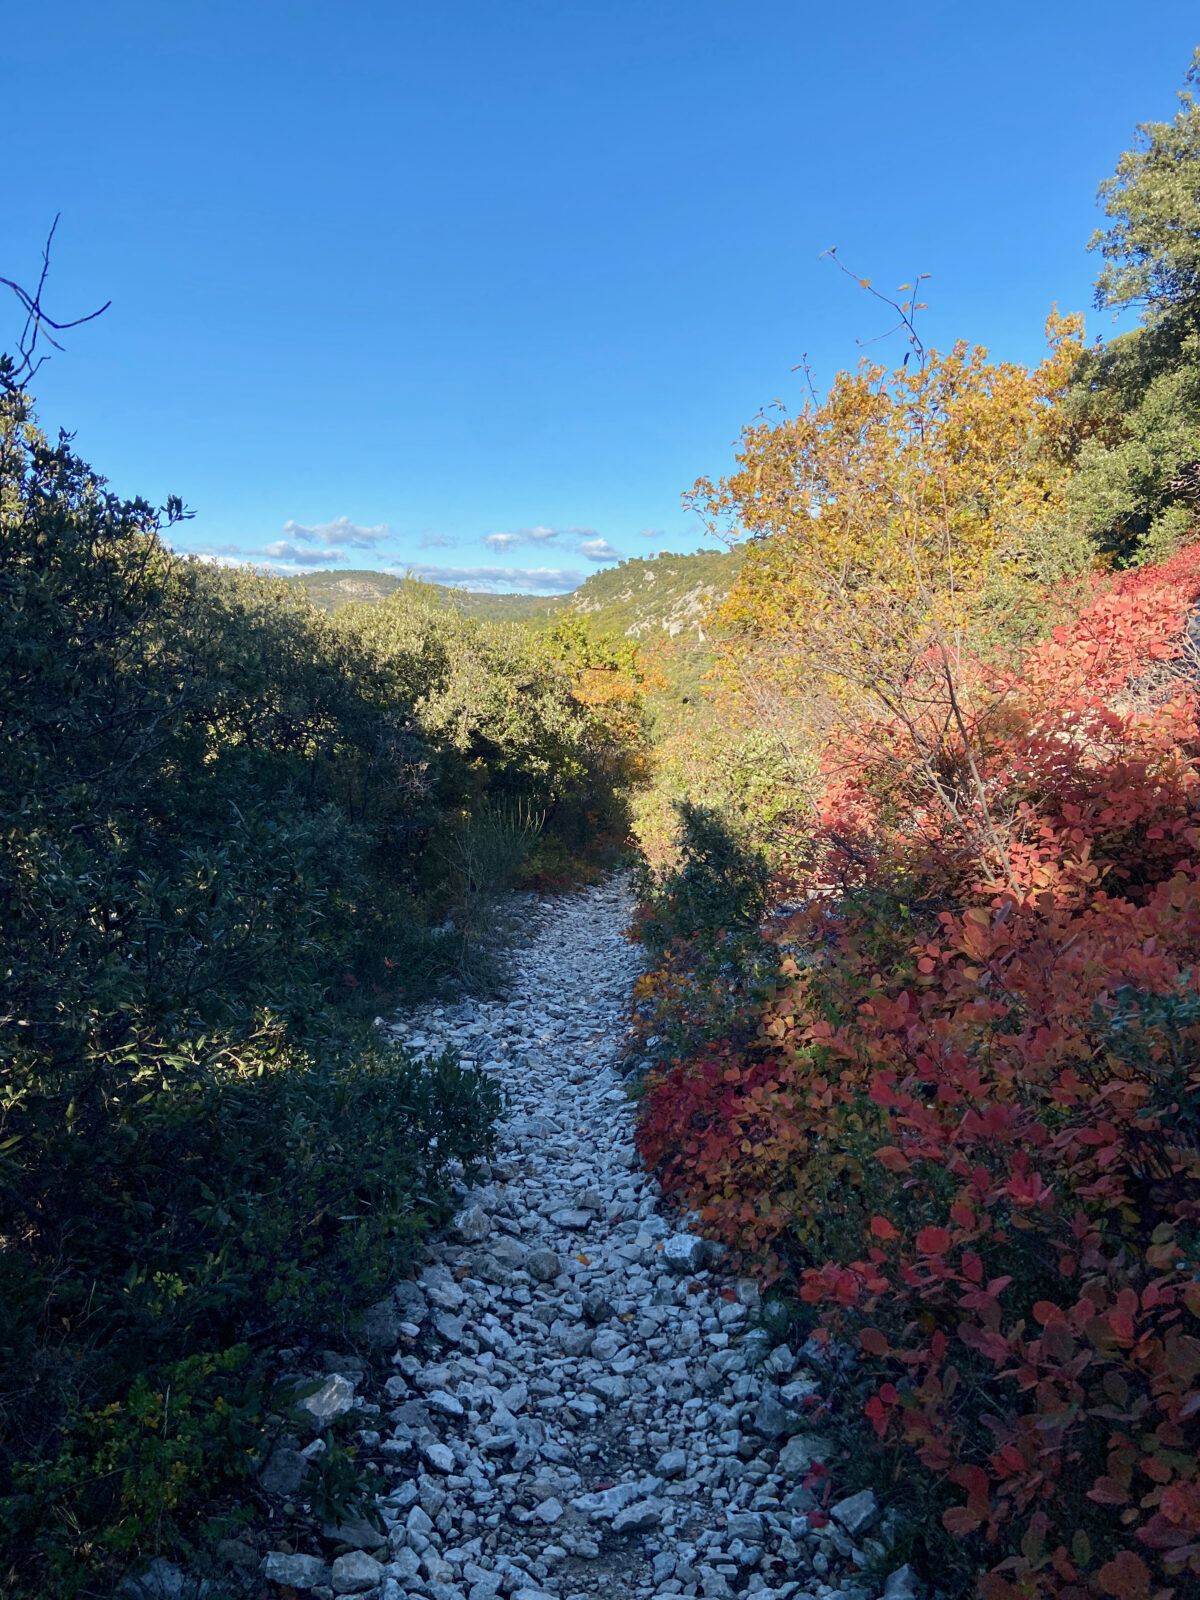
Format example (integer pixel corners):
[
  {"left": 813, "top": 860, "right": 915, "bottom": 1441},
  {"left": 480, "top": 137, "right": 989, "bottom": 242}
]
[{"left": 259, "top": 878, "right": 914, "bottom": 1600}]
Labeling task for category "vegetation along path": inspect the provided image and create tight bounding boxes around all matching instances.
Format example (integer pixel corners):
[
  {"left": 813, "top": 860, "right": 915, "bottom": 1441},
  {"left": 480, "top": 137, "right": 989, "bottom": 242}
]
[{"left": 261, "top": 879, "right": 916, "bottom": 1600}]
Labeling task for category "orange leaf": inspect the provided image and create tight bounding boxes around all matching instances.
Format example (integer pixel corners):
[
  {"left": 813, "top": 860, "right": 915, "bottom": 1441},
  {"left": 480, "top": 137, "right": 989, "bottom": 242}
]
[{"left": 870, "top": 1215, "right": 900, "bottom": 1241}]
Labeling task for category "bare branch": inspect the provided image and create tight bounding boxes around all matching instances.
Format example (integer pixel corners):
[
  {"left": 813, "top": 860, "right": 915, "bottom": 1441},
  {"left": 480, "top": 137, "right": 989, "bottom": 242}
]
[
  {"left": 0, "top": 216, "right": 111, "bottom": 396},
  {"left": 820, "top": 247, "right": 930, "bottom": 368}
]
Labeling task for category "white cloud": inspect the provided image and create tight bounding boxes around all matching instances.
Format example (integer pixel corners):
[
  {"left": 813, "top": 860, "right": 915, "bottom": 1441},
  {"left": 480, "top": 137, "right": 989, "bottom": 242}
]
[
  {"left": 419, "top": 532, "right": 458, "bottom": 549},
  {"left": 263, "top": 541, "right": 348, "bottom": 567},
  {"left": 392, "top": 562, "right": 584, "bottom": 594},
  {"left": 282, "top": 516, "right": 390, "bottom": 549},
  {"left": 481, "top": 527, "right": 624, "bottom": 563},
  {"left": 190, "top": 551, "right": 247, "bottom": 568},
  {"left": 638, "top": 527, "right": 666, "bottom": 540},
  {"left": 482, "top": 524, "right": 598, "bottom": 553},
  {"left": 576, "top": 537, "right": 623, "bottom": 563}
]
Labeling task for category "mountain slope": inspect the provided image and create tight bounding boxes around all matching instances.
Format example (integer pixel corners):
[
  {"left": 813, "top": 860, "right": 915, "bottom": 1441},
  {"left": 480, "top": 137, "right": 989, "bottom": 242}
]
[
  {"left": 286, "top": 569, "right": 562, "bottom": 623},
  {"left": 289, "top": 548, "right": 741, "bottom": 641},
  {"left": 560, "top": 549, "right": 738, "bottom": 641}
]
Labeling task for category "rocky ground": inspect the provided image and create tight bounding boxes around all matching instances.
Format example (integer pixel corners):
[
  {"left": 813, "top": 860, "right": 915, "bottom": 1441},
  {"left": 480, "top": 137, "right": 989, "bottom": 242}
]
[{"left": 169, "top": 878, "right": 917, "bottom": 1600}]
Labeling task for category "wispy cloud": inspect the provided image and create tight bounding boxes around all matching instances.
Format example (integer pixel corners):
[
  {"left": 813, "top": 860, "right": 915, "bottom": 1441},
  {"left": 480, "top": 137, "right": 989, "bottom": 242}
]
[
  {"left": 177, "top": 538, "right": 347, "bottom": 575},
  {"left": 638, "top": 527, "right": 666, "bottom": 540},
  {"left": 392, "top": 562, "right": 584, "bottom": 595},
  {"left": 282, "top": 516, "right": 390, "bottom": 549},
  {"left": 482, "top": 525, "right": 601, "bottom": 554},
  {"left": 419, "top": 532, "right": 458, "bottom": 550}
]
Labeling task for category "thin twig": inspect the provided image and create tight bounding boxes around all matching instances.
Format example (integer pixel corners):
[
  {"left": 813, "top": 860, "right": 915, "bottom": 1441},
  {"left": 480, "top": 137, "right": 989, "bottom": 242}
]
[{"left": 1, "top": 216, "right": 110, "bottom": 394}]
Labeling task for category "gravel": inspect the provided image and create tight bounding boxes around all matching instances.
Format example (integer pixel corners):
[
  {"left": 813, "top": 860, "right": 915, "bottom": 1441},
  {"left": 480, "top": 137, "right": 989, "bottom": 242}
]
[{"left": 254, "top": 879, "right": 907, "bottom": 1600}]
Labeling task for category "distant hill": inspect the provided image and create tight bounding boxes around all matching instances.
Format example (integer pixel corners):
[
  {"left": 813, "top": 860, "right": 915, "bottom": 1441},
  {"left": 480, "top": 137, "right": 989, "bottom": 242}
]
[
  {"left": 287, "top": 569, "right": 562, "bottom": 624},
  {"left": 559, "top": 549, "right": 739, "bottom": 642},
  {"left": 289, "top": 548, "right": 741, "bottom": 641}
]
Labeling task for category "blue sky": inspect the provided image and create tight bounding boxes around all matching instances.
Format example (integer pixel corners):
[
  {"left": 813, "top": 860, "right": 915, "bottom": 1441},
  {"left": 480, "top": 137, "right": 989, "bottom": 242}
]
[{"left": 6, "top": 3, "right": 1199, "bottom": 592}]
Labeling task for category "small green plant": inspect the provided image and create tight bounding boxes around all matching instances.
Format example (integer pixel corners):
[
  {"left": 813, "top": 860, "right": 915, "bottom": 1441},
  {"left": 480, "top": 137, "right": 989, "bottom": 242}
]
[
  {"left": 304, "top": 1439, "right": 383, "bottom": 1530},
  {"left": 2, "top": 1348, "right": 262, "bottom": 1596}
]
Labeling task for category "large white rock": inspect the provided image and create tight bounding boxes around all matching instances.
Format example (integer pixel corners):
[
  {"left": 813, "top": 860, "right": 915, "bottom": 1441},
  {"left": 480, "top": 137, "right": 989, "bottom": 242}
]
[
  {"left": 330, "top": 1550, "right": 383, "bottom": 1594},
  {"left": 261, "top": 1551, "right": 331, "bottom": 1590},
  {"left": 454, "top": 1203, "right": 492, "bottom": 1243},
  {"left": 662, "top": 1232, "right": 709, "bottom": 1273},
  {"left": 298, "top": 1373, "right": 356, "bottom": 1424}
]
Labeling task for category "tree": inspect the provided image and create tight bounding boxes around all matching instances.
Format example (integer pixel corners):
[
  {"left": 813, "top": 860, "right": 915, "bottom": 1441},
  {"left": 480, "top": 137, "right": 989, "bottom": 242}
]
[
  {"left": 1064, "top": 47, "right": 1200, "bottom": 562},
  {"left": 693, "top": 316, "right": 1087, "bottom": 886}
]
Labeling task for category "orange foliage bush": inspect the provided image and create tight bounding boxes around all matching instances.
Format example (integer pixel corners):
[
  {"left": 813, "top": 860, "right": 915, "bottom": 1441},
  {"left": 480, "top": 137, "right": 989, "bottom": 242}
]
[{"left": 636, "top": 549, "right": 1200, "bottom": 1597}]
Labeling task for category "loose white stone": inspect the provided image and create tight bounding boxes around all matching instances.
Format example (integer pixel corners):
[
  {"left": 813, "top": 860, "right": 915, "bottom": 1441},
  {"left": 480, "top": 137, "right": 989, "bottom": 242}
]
[
  {"left": 454, "top": 1204, "right": 493, "bottom": 1243},
  {"left": 298, "top": 1374, "right": 356, "bottom": 1423},
  {"left": 526, "top": 1249, "right": 562, "bottom": 1282},
  {"left": 356, "top": 879, "right": 860, "bottom": 1600},
  {"left": 420, "top": 1440, "right": 455, "bottom": 1474},
  {"left": 330, "top": 1550, "right": 383, "bottom": 1594},
  {"left": 261, "top": 1553, "right": 330, "bottom": 1590}
]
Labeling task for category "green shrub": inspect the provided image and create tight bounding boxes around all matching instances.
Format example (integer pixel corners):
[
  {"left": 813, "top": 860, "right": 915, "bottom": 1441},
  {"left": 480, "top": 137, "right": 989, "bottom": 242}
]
[
  {"left": 637, "top": 801, "right": 769, "bottom": 956},
  {"left": 0, "top": 396, "right": 528, "bottom": 1591}
]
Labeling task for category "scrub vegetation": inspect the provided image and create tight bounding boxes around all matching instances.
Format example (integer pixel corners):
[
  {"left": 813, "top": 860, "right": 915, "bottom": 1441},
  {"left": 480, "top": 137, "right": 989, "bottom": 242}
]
[
  {"left": 0, "top": 392, "right": 645, "bottom": 1593},
  {"left": 630, "top": 48, "right": 1200, "bottom": 1600},
  {"left": 8, "top": 42, "right": 1200, "bottom": 1600}
]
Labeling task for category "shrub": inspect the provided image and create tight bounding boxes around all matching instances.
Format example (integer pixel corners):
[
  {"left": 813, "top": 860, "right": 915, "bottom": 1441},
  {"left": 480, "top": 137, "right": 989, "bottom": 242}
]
[
  {"left": 635, "top": 548, "right": 1200, "bottom": 1597},
  {"left": 0, "top": 397, "right": 534, "bottom": 1591},
  {"left": 635, "top": 801, "right": 769, "bottom": 956}
]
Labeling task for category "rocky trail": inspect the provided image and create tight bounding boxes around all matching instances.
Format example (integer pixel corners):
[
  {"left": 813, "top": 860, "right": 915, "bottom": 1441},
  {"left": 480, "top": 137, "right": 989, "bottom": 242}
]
[{"left": 255, "top": 879, "right": 917, "bottom": 1600}]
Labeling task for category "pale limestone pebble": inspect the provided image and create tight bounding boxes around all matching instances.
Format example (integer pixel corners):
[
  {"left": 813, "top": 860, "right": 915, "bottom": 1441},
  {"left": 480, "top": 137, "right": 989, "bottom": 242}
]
[
  {"left": 298, "top": 1372, "right": 356, "bottom": 1424},
  {"left": 330, "top": 1550, "right": 382, "bottom": 1593},
  {"left": 525, "top": 1248, "right": 562, "bottom": 1282},
  {"left": 453, "top": 1202, "right": 493, "bottom": 1243}
]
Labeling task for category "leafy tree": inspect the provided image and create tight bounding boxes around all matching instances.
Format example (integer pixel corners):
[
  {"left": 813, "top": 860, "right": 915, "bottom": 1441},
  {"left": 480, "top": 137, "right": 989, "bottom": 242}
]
[
  {"left": 1065, "top": 47, "right": 1200, "bottom": 561},
  {"left": 692, "top": 318, "right": 1089, "bottom": 886}
]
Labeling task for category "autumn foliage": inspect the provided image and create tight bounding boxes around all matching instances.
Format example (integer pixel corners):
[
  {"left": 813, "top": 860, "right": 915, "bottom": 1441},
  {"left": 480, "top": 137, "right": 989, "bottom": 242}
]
[{"left": 635, "top": 548, "right": 1200, "bottom": 1598}]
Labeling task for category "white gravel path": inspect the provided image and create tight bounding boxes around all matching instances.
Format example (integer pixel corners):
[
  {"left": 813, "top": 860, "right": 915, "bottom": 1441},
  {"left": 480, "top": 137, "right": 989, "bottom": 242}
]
[{"left": 260, "top": 879, "right": 915, "bottom": 1600}]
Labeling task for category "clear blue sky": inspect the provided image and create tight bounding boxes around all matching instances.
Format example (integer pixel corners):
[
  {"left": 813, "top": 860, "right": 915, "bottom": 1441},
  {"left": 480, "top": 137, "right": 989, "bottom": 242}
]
[{"left": 6, "top": 3, "right": 1198, "bottom": 592}]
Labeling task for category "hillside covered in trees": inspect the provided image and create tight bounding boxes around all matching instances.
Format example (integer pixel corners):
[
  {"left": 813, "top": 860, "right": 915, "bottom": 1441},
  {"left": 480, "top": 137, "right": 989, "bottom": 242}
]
[{"left": 290, "top": 548, "right": 739, "bottom": 640}]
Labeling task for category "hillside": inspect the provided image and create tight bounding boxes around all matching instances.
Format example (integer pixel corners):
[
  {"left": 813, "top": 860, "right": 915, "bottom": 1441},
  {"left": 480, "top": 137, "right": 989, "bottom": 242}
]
[
  {"left": 560, "top": 548, "right": 739, "bottom": 640},
  {"left": 287, "top": 568, "right": 562, "bottom": 624},
  {"left": 290, "top": 547, "right": 741, "bottom": 641}
]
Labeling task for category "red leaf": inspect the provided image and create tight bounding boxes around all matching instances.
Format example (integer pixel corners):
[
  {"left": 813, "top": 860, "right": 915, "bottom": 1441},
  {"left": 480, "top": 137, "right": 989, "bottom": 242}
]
[
  {"left": 943, "top": 1506, "right": 982, "bottom": 1537},
  {"left": 1096, "top": 1550, "right": 1152, "bottom": 1600},
  {"left": 859, "top": 1328, "right": 889, "bottom": 1356},
  {"left": 916, "top": 1226, "right": 952, "bottom": 1255},
  {"left": 875, "top": 1146, "right": 911, "bottom": 1173},
  {"left": 1087, "top": 1477, "right": 1131, "bottom": 1506},
  {"left": 870, "top": 1215, "right": 900, "bottom": 1241}
]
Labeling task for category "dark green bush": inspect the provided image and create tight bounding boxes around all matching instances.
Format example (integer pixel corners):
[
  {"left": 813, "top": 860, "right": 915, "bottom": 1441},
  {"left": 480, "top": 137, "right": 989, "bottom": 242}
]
[
  {"left": 0, "top": 396, "right": 540, "bottom": 1592},
  {"left": 636, "top": 801, "right": 769, "bottom": 956}
]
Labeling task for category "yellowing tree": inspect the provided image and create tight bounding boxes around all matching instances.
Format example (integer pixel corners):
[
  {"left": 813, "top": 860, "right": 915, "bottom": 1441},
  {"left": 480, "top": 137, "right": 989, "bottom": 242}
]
[
  {"left": 699, "top": 314, "right": 1086, "bottom": 686},
  {"left": 690, "top": 313, "right": 1091, "bottom": 888}
]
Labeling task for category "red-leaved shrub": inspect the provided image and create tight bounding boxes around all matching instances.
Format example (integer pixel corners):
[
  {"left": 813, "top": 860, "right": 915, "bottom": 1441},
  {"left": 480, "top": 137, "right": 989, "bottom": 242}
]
[{"left": 636, "top": 550, "right": 1200, "bottom": 1597}]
